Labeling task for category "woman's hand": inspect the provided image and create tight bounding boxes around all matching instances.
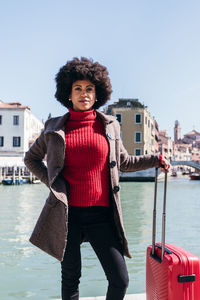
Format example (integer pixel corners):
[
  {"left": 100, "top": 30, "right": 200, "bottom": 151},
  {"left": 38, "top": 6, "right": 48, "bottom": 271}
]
[{"left": 160, "top": 157, "right": 171, "bottom": 173}]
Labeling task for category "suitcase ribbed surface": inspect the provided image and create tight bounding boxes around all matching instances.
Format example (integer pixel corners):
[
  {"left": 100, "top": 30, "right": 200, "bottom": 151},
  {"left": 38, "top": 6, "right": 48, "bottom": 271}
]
[{"left": 146, "top": 247, "right": 169, "bottom": 300}]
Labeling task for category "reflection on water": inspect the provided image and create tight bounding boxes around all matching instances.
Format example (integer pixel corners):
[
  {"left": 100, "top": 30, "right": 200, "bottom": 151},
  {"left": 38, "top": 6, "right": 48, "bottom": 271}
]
[{"left": 0, "top": 178, "right": 200, "bottom": 299}]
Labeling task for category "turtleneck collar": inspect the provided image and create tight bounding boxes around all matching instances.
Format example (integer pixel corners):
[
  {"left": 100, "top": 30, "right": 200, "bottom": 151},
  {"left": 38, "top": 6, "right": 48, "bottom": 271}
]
[{"left": 68, "top": 108, "right": 96, "bottom": 121}]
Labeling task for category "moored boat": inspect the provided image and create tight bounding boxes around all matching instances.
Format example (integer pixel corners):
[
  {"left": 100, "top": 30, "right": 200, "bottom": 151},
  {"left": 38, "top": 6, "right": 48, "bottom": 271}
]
[
  {"left": 182, "top": 170, "right": 190, "bottom": 175},
  {"left": 190, "top": 173, "right": 200, "bottom": 180},
  {"left": 171, "top": 170, "right": 177, "bottom": 177},
  {"left": 2, "top": 178, "right": 28, "bottom": 185},
  {"left": 32, "top": 179, "right": 41, "bottom": 184},
  {"left": 22, "top": 178, "right": 29, "bottom": 183}
]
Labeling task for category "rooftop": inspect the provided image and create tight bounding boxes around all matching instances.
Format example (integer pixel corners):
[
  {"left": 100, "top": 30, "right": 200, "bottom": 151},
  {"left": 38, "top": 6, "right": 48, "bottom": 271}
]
[
  {"left": 107, "top": 98, "right": 145, "bottom": 109},
  {"left": 184, "top": 130, "right": 200, "bottom": 137},
  {"left": 0, "top": 100, "right": 30, "bottom": 110}
]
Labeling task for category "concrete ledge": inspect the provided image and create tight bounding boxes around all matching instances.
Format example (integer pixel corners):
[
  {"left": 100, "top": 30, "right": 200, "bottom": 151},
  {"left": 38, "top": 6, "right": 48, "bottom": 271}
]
[{"left": 81, "top": 294, "right": 146, "bottom": 300}]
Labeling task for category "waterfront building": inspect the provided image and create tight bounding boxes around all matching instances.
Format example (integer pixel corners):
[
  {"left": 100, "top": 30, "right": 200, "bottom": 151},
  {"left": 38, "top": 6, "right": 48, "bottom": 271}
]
[
  {"left": 0, "top": 101, "right": 44, "bottom": 166},
  {"left": 158, "top": 130, "right": 173, "bottom": 161},
  {"left": 191, "top": 147, "right": 200, "bottom": 163},
  {"left": 173, "top": 143, "right": 192, "bottom": 161},
  {"left": 104, "top": 98, "right": 157, "bottom": 156},
  {"left": 182, "top": 130, "right": 200, "bottom": 148}
]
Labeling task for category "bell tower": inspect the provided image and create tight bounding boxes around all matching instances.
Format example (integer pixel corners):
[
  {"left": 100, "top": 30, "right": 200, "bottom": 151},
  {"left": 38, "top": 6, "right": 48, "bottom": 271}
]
[{"left": 174, "top": 120, "right": 181, "bottom": 143}]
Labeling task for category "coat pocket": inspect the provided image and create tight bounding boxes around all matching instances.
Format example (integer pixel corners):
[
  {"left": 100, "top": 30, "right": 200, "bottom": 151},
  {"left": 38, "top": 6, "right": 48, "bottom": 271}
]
[
  {"left": 30, "top": 199, "right": 54, "bottom": 241},
  {"left": 29, "top": 198, "right": 67, "bottom": 261}
]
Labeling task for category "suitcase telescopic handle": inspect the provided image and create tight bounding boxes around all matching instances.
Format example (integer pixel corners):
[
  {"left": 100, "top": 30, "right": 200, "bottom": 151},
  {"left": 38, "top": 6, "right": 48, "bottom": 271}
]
[{"left": 152, "top": 167, "right": 168, "bottom": 261}]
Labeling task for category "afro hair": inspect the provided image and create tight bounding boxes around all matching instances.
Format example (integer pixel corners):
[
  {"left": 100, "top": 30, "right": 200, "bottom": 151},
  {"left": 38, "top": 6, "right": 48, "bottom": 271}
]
[{"left": 55, "top": 57, "right": 112, "bottom": 109}]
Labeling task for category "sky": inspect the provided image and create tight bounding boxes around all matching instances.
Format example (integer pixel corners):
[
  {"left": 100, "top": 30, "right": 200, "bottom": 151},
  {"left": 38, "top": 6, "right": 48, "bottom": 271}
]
[{"left": 1, "top": 0, "right": 200, "bottom": 139}]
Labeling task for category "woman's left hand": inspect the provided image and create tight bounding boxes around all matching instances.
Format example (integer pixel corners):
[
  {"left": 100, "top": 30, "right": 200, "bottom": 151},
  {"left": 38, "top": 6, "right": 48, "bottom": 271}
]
[{"left": 160, "top": 157, "right": 171, "bottom": 173}]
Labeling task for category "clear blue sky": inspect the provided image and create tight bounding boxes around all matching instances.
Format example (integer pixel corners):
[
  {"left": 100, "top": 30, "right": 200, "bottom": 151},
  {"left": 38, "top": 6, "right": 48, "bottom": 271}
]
[{"left": 1, "top": 0, "right": 200, "bottom": 139}]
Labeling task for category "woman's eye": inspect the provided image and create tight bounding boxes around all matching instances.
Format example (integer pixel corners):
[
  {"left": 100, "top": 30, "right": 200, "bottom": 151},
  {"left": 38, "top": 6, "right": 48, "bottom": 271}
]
[
  {"left": 87, "top": 87, "right": 94, "bottom": 92},
  {"left": 74, "top": 87, "right": 81, "bottom": 91}
]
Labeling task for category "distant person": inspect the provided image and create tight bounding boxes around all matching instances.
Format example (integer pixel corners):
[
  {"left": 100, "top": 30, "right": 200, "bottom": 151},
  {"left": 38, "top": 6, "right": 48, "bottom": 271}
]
[{"left": 24, "top": 57, "right": 170, "bottom": 300}]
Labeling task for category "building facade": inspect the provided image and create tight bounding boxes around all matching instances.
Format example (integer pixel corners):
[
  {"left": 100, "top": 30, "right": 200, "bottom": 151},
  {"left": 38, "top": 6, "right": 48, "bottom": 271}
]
[
  {"left": 0, "top": 101, "right": 44, "bottom": 166},
  {"left": 173, "top": 143, "right": 192, "bottom": 161},
  {"left": 182, "top": 130, "right": 200, "bottom": 147},
  {"left": 192, "top": 147, "right": 200, "bottom": 163},
  {"left": 158, "top": 130, "right": 173, "bottom": 161},
  {"left": 104, "top": 98, "right": 157, "bottom": 156}
]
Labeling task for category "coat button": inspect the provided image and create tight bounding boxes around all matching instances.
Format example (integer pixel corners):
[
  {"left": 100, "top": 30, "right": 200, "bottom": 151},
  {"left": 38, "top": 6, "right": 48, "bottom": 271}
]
[
  {"left": 107, "top": 133, "right": 113, "bottom": 139},
  {"left": 110, "top": 161, "right": 116, "bottom": 168},
  {"left": 113, "top": 185, "right": 120, "bottom": 193}
]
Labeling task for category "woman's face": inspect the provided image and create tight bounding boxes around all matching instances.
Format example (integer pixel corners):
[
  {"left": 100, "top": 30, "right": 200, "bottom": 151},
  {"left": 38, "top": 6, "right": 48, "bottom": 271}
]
[{"left": 70, "top": 80, "right": 96, "bottom": 111}]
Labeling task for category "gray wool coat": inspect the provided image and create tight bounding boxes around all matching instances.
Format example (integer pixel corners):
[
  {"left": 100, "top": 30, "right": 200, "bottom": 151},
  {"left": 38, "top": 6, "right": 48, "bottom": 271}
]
[{"left": 24, "top": 110, "right": 160, "bottom": 261}]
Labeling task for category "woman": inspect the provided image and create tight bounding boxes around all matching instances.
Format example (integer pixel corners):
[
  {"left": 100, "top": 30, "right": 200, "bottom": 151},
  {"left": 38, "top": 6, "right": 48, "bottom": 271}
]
[{"left": 24, "top": 57, "right": 170, "bottom": 300}]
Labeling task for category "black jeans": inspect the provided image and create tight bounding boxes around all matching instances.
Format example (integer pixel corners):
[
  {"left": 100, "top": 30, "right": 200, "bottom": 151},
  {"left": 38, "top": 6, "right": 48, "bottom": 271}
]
[{"left": 61, "top": 206, "right": 129, "bottom": 300}]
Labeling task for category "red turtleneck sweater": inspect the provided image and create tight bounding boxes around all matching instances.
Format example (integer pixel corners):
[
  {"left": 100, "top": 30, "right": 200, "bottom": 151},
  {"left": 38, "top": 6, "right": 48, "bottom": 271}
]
[{"left": 62, "top": 108, "right": 110, "bottom": 207}]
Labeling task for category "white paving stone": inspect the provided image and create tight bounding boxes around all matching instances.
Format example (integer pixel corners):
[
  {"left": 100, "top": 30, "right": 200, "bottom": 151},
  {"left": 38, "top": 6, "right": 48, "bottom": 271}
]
[{"left": 81, "top": 294, "right": 146, "bottom": 300}]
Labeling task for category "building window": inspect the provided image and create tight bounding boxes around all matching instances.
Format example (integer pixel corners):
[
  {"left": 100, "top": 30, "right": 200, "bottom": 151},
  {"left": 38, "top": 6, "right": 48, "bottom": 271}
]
[
  {"left": 0, "top": 115, "right": 2, "bottom": 125},
  {"left": 0, "top": 136, "right": 4, "bottom": 147},
  {"left": 13, "top": 115, "right": 19, "bottom": 125},
  {"left": 135, "top": 148, "right": 141, "bottom": 156},
  {"left": 148, "top": 119, "right": 150, "bottom": 128},
  {"left": 13, "top": 136, "right": 21, "bottom": 147},
  {"left": 116, "top": 114, "right": 122, "bottom": 124},
  {"left": 135, "top": 113, "right": 142, "bottom": 124},
  {"left": 145, "top": 116, "right": 147, "bottom": 125},
  {"left": 135, "top": 132, "right": 142, "bottom": 143}
]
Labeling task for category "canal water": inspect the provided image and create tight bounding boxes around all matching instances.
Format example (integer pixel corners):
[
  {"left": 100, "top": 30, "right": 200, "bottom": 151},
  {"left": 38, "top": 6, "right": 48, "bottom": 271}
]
[{"left": 0, "top": 176, "right": 200, "bottom": 299}]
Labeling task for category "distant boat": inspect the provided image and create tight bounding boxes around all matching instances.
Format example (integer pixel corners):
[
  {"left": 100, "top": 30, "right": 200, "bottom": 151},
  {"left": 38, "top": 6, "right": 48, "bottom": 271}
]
[
  {"left": 182, "top": 170, "right": 190, "bottom": 175},
  {"left": 171, "top": 170, "right": 177, "bottom": 177},
  {"left": 190, "top": 173, "right": 200, "bottom": 180},
  {"left": 22, "top": 178, "right": 29, "bottom": 183},
  {"left": 32, "top": 179, "right": 41, "bottom": 184}
]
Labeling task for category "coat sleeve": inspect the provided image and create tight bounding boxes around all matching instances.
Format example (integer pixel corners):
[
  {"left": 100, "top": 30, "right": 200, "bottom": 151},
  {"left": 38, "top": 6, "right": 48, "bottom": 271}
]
[
  {"left": 120, "top": 139, "right": 160, "bottom": 172},
  {"left": 24, "top": 130, "right": 49, "bottom": 187},
  {"left": 112, "top": 120, "right": 160, "bottom": 172}
]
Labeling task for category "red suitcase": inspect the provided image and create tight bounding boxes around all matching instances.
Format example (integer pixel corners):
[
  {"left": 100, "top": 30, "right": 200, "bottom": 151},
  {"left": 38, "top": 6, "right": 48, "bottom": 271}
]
[{"left": 146, "top": 169, "right": 200, "bottom": 300}]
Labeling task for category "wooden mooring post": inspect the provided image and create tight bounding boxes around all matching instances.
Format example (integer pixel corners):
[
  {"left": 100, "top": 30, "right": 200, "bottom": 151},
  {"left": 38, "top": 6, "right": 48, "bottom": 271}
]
[
  {"left": 0, "top": 165, "right": 40, "bottom": 185},
  {"left": 0, "top": 167, "right": 2, "bottom": 184},
  {"left": 12, "top": 166, "right": 16, "bottom": 185}
]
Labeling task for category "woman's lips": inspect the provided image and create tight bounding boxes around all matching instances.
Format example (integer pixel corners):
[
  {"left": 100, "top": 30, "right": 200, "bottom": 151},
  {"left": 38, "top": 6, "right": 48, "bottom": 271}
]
[{"left": 79, "top": 99, "right": 90, "bottom": 103}]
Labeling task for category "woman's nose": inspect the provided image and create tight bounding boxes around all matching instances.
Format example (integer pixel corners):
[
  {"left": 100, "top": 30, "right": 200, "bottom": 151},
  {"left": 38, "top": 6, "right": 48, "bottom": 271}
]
[{"left": 81, "top": 90, "right": 87, "bottom": 96}]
